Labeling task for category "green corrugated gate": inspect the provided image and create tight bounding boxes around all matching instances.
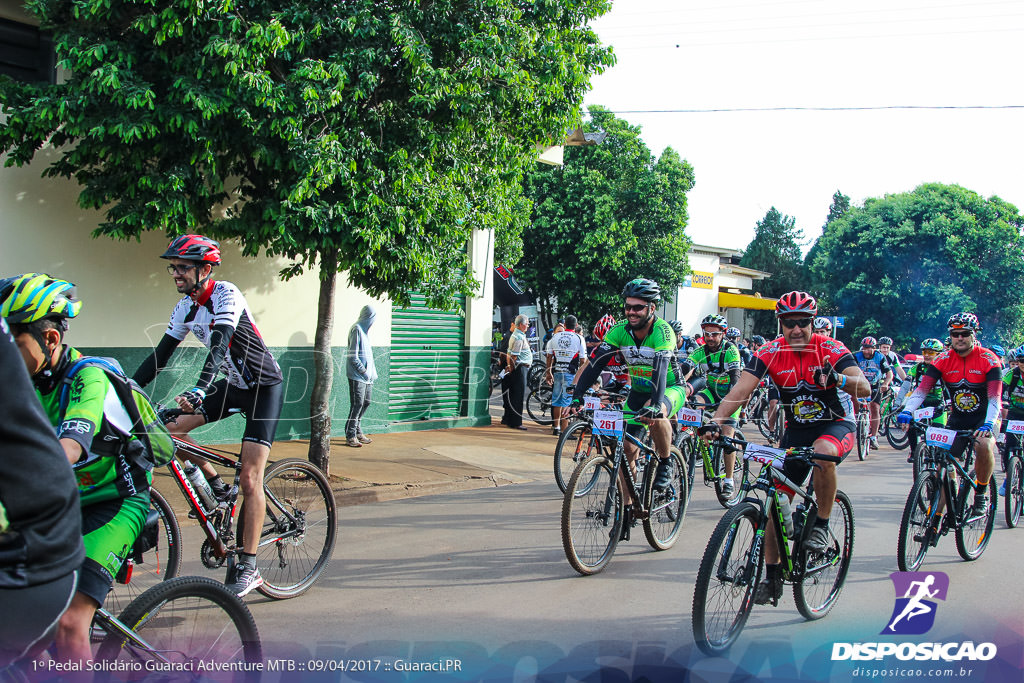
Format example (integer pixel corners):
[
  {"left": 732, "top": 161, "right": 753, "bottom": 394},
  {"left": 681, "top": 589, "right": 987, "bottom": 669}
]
[{"left": 388, "top": 294, "right": 467, "bottom": 422}]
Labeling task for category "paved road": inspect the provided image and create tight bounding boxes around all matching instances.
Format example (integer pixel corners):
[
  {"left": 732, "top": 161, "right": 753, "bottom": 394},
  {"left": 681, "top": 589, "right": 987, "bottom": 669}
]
[{"left": 166, "top": 434, "right": 1022, "bottom": 682}]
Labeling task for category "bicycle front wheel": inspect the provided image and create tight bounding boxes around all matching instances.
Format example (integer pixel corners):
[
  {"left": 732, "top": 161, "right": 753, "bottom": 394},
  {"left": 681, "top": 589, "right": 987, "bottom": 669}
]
[
  {"left": 240, "top": 458, "right": 337, "bottom": 599},
  {"left": 97, "top": 575, "right": 262, "bottom": 680},
  {"left": 105, "top": 487, "right": 182, "bottom": 617},
  {"left": 955, "top": 472, "right": 996, "bottom": 561},
  {"left": 642, "top": 447, "right": 688, "bottom": 551},
  {"left": 897, "top": 471, "right": 942, "bottom": 572},
  {"left": 553, "top": 421, "right": 600, "bottom": 494},
  {"left": 885, "top": 416, "right": 910, "bottom": 450},
  {"left": 794, "top": 490, "right": 855, "bottom": 620},
  {"left": 526, "top": 385, "right": 554, "bottom": 426},
  {"left": 561, "top": 453, "right": 621, "bottom": 575},
  {"left": 856, "top": 413, "right": 869, "bottom": 461},
  {"left": 714, "top": 430, "right": 748, "bottom": 508},
  {"left": 692, "top": 502, "right": 762, "bottom": 656},
  {"left": 1005, "top": 455, "right": 1024, "bottom": 528}
]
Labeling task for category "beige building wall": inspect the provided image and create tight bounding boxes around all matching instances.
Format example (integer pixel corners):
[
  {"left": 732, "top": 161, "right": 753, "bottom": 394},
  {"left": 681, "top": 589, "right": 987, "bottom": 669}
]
[{"left": 1, "top": 152, "right": 391, "bottom": 349}]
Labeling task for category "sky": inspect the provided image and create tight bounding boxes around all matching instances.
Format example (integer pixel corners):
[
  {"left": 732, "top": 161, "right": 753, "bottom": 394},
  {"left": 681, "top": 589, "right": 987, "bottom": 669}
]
[{"left": 583, "top": 0, "right": 1024, "bottom": 253}]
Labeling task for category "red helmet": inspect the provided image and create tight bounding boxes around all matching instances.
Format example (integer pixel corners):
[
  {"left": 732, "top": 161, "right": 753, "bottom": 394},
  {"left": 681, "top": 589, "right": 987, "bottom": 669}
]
[
  {"left": 775, "top": 291, "right": 817, "bottom": 318},
  {"left": 593, "top": 314, "right": 616, "bottom": 340},
  {"left": 861, "top": 336, "right": 877, "bottom": 347},
  {"left": 161, "top": 234, "right": 221, "bottom": 265}
]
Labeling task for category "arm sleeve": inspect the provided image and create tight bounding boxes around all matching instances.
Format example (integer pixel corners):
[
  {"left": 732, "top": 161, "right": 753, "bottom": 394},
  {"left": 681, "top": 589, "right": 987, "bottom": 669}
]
[
  {"left": 131, "top": 334, "right": 181, "bottom": 388},
  {"left": 903, "top": 367, "right": 940, "bottom": 413},
  {"left": 195, "top": 323, "right": 234, "bottom": 392},
  {"left": 571, "top": 342, "right": 616, "bottom": 401},
  {"left": 649, "top": 352, "right": 669, "bottom": 409},
  {"left": 986, "top": 368, "right": 1003, "bottom": 425},
  {"left": 896, "top": 376, "right": 914, "bottom": 405}
]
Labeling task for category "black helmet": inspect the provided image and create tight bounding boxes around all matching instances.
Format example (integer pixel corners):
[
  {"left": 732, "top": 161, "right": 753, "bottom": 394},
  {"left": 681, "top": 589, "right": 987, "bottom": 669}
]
[
  {"left": 879, "top": 336, "right": 894, "bottom": 346},
  {"left": 752, "top": 335, "right": 766, "bottom": 345},
  {"left": 668, "top": 319, "right": 685, "bottom": 337},
  {"left": 621, "top": 278, "right": 661, "bottom": 303}
]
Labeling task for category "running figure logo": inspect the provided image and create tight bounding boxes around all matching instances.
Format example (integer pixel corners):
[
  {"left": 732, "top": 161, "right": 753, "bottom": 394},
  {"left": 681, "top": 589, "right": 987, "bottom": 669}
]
[{"left": 882, "top": 571, "right": 949, "bottom": 635}]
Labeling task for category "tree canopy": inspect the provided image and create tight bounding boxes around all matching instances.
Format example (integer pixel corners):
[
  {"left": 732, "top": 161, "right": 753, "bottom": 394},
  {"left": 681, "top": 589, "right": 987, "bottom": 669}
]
[
  {"left": 514, "top": 106, "right": 694, "bottom": 328},
  {"left": 1, "top": 0, "right": 614, "bottom": 307},
  {"left": 807, "top": 183, "right": 1024, "bottom": 349},
  {"left": 740, "top": 206, "right": 806, "bottom": 331}
]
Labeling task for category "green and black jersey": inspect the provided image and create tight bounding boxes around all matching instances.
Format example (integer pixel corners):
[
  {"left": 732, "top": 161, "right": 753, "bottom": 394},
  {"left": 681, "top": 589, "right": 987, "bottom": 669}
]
[
  {"left": 682, "top": 341, "right": 742, "bottom": 399},
  {"left": 36, "top": 348, "right": 151, "bottom": 507},
  {"left": 1003, "top": 367, "right": 1024, "bottom": 419},
  {"left": 599, "top": 319, "right": 683, "bottom": 392}
]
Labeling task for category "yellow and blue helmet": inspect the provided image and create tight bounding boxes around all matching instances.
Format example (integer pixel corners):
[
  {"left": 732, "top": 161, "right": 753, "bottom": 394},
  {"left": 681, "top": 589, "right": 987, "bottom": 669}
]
[{"left": 0, "top": 273, "right": 81, "bottom": 325}]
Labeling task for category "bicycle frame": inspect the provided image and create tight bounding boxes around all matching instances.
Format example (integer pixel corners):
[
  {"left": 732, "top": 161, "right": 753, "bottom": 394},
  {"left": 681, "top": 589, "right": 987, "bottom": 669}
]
[
  {"left": 92, "top": 608, "right": 170, "bottom": 665},
  {"left": 927, "top": 431, "right": 981, "bottom": 527},
  {"left": 602, "top": 422, "right": 658, "bottom": 518}
]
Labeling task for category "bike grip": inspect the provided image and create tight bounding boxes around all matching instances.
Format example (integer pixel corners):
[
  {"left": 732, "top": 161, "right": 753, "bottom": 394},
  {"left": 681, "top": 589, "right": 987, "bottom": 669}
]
[{"left": 812, "top": 453, "right": 843, "bottom": 463}]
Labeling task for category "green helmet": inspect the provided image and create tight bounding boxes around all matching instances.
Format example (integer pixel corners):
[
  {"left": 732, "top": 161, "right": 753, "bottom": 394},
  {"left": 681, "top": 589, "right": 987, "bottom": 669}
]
[
  {"left": 0, "top": 273, "right": 81, "bottom": 325},
  {"left": 920, "top": 338, "right": 943, "bottom": 352}
]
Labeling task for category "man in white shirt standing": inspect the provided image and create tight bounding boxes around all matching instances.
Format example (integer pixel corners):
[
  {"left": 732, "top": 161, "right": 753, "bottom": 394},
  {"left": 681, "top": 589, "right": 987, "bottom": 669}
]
[{"left": 545, "top": 315, "right": 587, "bottom": 436}]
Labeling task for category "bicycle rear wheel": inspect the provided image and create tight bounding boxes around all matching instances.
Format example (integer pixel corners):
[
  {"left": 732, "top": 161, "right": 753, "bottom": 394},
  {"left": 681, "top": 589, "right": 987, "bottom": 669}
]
[
  {"left": 897, "top": 471, "right": 942, "bottom": 571},
  {"left": 794, "top": 490, "right": 854, "bottom": 620},
  {"left": 553, "top": 421, "right": 602, "bottom": 494},
  {"left": 526, "top": 385, "right": 554, "bottom": 426},
  {"left": 104, "top": 487, "right": 182, "bottom": 617},
  {"left": 955, "top": 472, "right": 996, "bottom": 561},
  {"left": 856, "top": 413, "right": 869, "bottom": 461},
  {"left": 240, "top": 458, "right": 337, "bottom": 599},
  {"left": 885, "top": 416, "right": 910, "bottom": 450},
  {"left": 692, "top": 502, "right": 762, "bottom": 656},
  {"left": 642, "top": 447, "right": 688, "bottom": 550},
  {"left": 96, "top": 575, "right": 261, "bottom": 681},
  {"left": 1005, "top": 455, "right": 1024, "bottom": 528},
  {"left": 561, "top": 453, "right": 621, "bottom": 575}
]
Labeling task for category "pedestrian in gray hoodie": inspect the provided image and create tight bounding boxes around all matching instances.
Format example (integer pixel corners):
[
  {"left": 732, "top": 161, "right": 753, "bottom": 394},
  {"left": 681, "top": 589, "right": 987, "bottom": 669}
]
[{"left": 346, "top": 305, "right": 378, "bottom": 447}]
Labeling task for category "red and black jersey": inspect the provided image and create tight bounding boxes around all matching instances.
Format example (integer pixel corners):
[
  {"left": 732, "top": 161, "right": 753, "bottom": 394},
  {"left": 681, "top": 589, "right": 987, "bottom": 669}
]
[
  {"left": 913, "top": 344, "right": 1002, "bottom": 428},
  {"left": 746, "top": 334, "right": 858, "bottom": 430}
]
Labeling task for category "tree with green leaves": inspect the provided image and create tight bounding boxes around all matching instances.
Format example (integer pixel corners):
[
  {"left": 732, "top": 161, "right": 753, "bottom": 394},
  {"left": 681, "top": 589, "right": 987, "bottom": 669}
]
[
  {"left": 807, "top": 183, "right": 1024, "bottom": 349},
  {"left": 740, "top": 206, "right": 806, "bottom": 331},
  {"left": 0, "top": 0, "right": 613, "bottom": 471},
  {"left": 804, "top": 190, "right": 851, "bottom": 309},
  {"left": 515, "top": 106, "right": 694, "bottom": 328}
]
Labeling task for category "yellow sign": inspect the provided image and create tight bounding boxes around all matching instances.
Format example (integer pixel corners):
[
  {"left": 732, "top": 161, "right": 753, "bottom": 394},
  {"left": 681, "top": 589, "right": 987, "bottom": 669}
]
[{"left": 688, "top": 271, "right": 714, "bottom": 289}]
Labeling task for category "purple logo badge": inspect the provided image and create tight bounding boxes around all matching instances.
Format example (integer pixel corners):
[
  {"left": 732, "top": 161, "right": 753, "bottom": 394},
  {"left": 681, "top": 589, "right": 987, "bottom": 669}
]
[{"left": 882, "top": 571, "right": 949, "bottom": 635}]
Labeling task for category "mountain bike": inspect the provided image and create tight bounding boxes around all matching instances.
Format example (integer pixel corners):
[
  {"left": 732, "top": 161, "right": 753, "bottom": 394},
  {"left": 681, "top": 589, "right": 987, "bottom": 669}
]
[
  {"left": 552, "top": 389, "right": 628, "bottom": 493},
  {"left": 692, "top": 437, "right": 852, "bottom": 656},
  {"left": 561, "top": 408, "right": 688, "bottom": 575},
  {"left": 148, "top": 409, "right": 337, "bottom": 599},
  {"left": 6, "top": 576, "right": 261, "bottom": 682},
  {"left": 897, "top": 428, "right": 997, "bottom": 571},
  {"left": 675, "top": 405, "right": 750, "bottom": 508},
  {"left": 1002, "top": 420, "right": 1024, "bottom": 528},
  {"left": 854, "top": 397, "right": 871, "bottom": 461}
]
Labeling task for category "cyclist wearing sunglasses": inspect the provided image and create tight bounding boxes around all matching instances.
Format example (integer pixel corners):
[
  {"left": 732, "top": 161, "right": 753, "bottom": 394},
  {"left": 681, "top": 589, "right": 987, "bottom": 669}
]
[
  {"left": 570, "top": 278, "right": 687, "bottom": 494},
  {"left": 898, "top": 312, "right": 1002, "bottom": 516},
  {"left": 999, "top": 345, "right": 1024, "bottom": 493},
  {"left": 699, "top": 291, "right": 869, "bottom": 604}
]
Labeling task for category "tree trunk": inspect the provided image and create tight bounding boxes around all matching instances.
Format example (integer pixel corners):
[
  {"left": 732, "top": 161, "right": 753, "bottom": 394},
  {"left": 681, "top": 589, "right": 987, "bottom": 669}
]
[{"left": 309, "top": 251, "right": 338, "bottom": 475}]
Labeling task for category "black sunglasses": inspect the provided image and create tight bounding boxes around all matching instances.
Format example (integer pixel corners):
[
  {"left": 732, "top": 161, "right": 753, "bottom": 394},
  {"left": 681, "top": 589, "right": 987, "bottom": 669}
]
[
  {"left": 949, "top": 330, "right": 973, "bottom": 338},
  {"left": 166, "top": 264, "right": 199, "bottom": 276},
  {"left": 623, "top": 303, "right": 650, "bottom": 313},
  {"left": 779, "top": 317, "right": 813, "bottom": 329}
]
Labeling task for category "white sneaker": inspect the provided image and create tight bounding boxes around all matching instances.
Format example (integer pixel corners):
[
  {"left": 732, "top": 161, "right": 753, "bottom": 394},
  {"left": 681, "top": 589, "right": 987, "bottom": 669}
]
[
  {"left": 869, "top": 436, "right": 879, "bottom": 450},
  {"left": 227, "top": 563, "right": 264, "bottom": 597}
]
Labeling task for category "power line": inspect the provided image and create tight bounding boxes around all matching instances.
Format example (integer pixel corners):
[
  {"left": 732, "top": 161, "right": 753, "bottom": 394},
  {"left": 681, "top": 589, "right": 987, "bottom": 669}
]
[{"left": 589, "top": 105, "right": 1024, "bottom": 114}]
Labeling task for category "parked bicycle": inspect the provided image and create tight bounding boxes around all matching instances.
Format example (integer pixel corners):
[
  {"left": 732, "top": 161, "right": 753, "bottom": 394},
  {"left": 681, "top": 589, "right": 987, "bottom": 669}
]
[
  {"left": 561, "top": 407, "right": 688, "bottom": 575},
  {"left": 692, "top": 436, "right": 853, "bottom": 656},
  {"left": 134, "top": 408, "right": 338, "bottom": 600},
  {"left": 897, "top": 428, "right": 997, "bottom": 572}
]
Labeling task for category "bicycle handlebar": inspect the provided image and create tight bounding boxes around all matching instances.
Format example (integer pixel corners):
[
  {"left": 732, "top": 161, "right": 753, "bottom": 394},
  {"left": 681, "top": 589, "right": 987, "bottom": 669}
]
[{"left": 713, "top": 434, "right": 842, "bottom": 463}]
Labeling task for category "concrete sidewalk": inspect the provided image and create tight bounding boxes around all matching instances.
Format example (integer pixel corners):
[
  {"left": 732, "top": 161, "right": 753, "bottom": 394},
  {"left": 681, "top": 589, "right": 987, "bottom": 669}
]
[{"left": 168, "top": 419, "right": 562, "bottom": 507}]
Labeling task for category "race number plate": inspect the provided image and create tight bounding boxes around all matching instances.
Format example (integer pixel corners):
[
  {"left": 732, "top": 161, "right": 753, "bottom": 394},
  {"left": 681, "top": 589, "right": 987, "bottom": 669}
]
[
  {"left": 914, "top": 406, "right": 935, "bottom": 420},
  {"left": 677, "top": 407, "right": 702, "bottom": 427},
  {"left": 1006, "top": 420, "right": 1024, "bottom": 435},
  {"left": 593, "top": 409, "right": 623, "bottom": 437},
  {"left": 583, "top": 396, "right": 601, "bottom": 410},
  {"left": 744, "top": 444, "right": 785, "bottom": 469},
  {"left": 925, "top": 426, "right": 957, "bottom": 450}
]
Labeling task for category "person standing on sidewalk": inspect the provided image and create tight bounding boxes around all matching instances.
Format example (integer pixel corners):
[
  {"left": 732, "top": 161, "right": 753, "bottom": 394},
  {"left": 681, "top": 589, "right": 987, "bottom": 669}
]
[
  {"left": 346, "top": 305, "right": 378, "bottom": 447},
  {"left": 503, "top": 314, "right": 532, "bottom": 430},
  {"left": 545, "top": 315, "right": 587, "bottom": 437}
]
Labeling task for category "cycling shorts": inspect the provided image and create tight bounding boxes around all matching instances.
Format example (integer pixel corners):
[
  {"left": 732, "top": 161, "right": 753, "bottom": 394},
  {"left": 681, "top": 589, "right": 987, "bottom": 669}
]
[
  {"left": 199, "top": 379, "right": 284, "bottom": 447},
  {"left": 624, "top": 386, "right": 687, "bottom": 437},
  {"left": 767, "top": 383, "right": 781, "bottom": 403},
  {"left": 868, "top": 384, "right": 883, "bottom": 403},
  {"left": 694, "top": 387, "right": 740, "bottom": 424},
  {"left": 80, "top": 492, "right": 149, "bottom": 607},
  {"left": 780, "top": 421, "right": 854, "bottom": 489}
]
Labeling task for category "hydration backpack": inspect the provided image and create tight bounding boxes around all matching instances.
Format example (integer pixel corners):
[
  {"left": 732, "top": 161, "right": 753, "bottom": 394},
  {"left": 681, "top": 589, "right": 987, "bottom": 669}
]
[{"left": 58, "top": 356, "right": 174, "bottom": 469}]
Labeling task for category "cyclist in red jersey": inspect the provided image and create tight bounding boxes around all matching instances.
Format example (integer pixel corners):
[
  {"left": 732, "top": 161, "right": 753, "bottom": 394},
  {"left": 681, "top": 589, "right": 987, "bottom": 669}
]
[
  {"left": 898, "top": 312, "right": 1001, "bottom": 516},
  {"left": 699, "top": 291, "right": 870, "bottom": 605}
]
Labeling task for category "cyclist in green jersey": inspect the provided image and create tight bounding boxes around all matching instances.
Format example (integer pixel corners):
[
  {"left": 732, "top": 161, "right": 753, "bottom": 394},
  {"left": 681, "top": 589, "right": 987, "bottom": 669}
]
[
  {"left": 896, "top": 338, "right": 948, "bottom": 458},
  {"left": 1, "top": 274, "right": 151, "bottom": 668},
  {"left": 999, "top": 345, "right": 1024, "bottom": 494},
  {"left": 682, "top": 314, "right": 743, "bottom": 494},
  {"left": 570, "top": 279, "right": 687, "bottom": 493}
]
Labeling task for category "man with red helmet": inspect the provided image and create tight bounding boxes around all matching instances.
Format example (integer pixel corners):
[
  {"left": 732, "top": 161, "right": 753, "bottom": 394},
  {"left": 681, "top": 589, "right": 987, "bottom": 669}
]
[
  {"left": 898, "top": 312, "right": 1001, "bottom": 519},
  {"left": 853, "top": 336, "right": 894, "bottom": 450},
  {"left": 699, "top": 291, "right": 869, "bottom": 605},
  {"left": 132, "top": 235, "right": 284, "bottom": 597}
]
